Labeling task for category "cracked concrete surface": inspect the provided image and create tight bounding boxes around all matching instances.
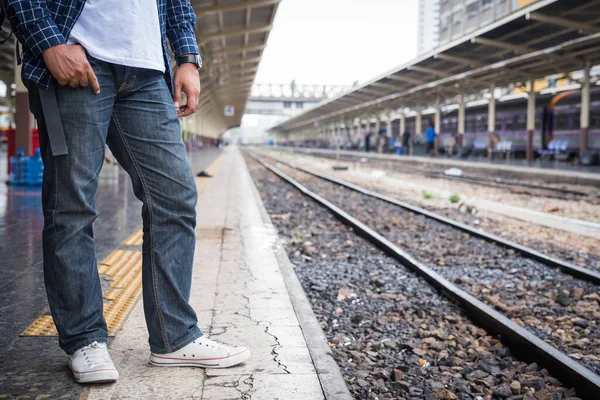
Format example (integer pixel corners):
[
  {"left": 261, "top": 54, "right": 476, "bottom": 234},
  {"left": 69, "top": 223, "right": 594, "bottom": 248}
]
[{"left": 85, "top": 148, "right": 326, "bottom": 400}]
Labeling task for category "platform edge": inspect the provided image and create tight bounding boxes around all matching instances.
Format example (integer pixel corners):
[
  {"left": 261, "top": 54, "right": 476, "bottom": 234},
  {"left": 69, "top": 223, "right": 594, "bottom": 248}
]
[{"left": 241, "top": 150, "right": 353, "bottom": 400}]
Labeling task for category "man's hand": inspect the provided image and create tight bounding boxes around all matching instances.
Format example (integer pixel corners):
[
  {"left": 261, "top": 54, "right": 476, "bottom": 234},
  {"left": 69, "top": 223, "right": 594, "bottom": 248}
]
[
  {"left": 42, "top": 44, "right": 100, "bottom": 94},
  {"left": 174, "top": 62, "right": 201, "bottom": 118}
]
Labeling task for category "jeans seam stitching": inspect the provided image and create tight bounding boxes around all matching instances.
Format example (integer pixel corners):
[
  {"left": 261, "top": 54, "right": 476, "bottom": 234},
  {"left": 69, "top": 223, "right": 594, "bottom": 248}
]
[{"left": 110, "top": 113, "right": 171, "bottom": 352}]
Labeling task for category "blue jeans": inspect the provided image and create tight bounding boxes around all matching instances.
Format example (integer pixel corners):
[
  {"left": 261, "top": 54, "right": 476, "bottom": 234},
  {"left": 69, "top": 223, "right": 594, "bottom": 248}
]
[{"left": 31, "top": 56, "right": 202, "bottom": 355}]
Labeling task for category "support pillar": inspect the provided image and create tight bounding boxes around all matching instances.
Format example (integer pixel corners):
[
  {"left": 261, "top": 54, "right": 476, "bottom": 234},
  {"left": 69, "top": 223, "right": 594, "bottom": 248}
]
[
  {"left": 415, "top": 107, "right": 422, "bottom": 136},
  {"left": 400, "top": 111, "right": 406, "bottom": 137},
  {"left": 488, "top": 85, "right": 496, "bottom": 160},
  {"left": 415, "top": 107, "right": 422, "bottom": 156},
  {"left": 458, "top": 95, "right": 466, "bottom": 148},
  {"left": 386, "top": 113, "right": 393, "bottom": 138},
  {"left": 400, "top": 111, "right": 406, "bottom": 154},
  {"left": 527, "top": 78, "right": 536, "bottom": 165},
  {"left": 344, "top": 121, "right": 350, "bottom": 150},
  {"left": 375, "top": 115, "right": 382, "bottom": 153},
  {"left": 335, "top": 124, "right": 341, "bottom": 161},
  {"left": 347, "top": 121, "right": 353, "bottom": 148},
  {"left": 15, "top": 61, "right": 33, "bottom": 156},
  {"left": 434, "top": 99, "right": 441, "bottom": 157},
  {"left": 581, "top": 61, "right": 591, "bottom": 157}
]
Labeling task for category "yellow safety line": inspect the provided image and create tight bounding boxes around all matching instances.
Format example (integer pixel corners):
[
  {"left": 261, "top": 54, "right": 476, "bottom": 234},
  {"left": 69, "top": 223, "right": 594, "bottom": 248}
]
[
  {"left": 196, "top": 154, "right": 224, "bottom": 195},
  {"left": 22, "top": 250, "right": 143, "bottom": 337},
  {"left": 123, "top": 229, "right": 143, "bottom": 246},
  {"left": 22, "top": 153, "right": 226, "bottom": 337},
  {"left": 202, "top": 154, "right": 224, "bottom": 177}
]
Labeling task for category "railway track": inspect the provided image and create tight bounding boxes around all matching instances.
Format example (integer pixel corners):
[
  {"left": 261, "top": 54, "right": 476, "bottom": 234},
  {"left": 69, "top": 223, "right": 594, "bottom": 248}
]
[
  {"left": 259, "top": 152, "right": 600, "bottom": 283},
  {"left": 247, "top": 152, "right": 600, "bottom": 399},
  {"left": 285, "top": 149, "right": 596, "bottom": 201}
]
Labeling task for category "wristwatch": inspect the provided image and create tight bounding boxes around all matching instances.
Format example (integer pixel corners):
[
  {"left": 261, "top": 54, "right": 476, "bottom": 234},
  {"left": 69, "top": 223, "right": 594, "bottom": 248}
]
[{"left": 176, "top": 54, "right": 202, "bottom": 69}]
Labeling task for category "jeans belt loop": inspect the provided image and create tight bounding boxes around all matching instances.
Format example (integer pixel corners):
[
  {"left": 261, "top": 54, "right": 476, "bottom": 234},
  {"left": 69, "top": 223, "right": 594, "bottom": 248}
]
[{"left": 38, "top": 82, "right": 68, "bottom": 156}]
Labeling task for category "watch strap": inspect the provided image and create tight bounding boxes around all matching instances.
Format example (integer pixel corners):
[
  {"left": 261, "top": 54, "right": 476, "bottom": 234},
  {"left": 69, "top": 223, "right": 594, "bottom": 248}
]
[{"left": 176, "top": 54, "right": 201, "bottom": 68}]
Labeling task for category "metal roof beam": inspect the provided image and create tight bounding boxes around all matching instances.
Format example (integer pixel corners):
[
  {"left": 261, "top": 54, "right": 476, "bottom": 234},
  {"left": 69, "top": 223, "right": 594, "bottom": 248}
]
[
  {"left": 195, "top": 0, "right": 280, "bottom": 17},
  {"left": 371, "top": 82, "right": 403, "bottom": 91},
  {"left": 496, "top": 1, "right": 598, "bottom": 43},
  {"left": 471, "top": 37, "right": 532, "bottom": 54},
  {"left": 215, "top": 0, "right": 227, "bottom": 66},
  {"left": 386, "top": 75, "right": 428, "bottom": 85},
  {"left": 434, "top": 53, "right": 485, "bottom": 69},
  {"left": 200, "top": 25, "right": 272, "bottom": 45},
  {"left": 217, "top": 65, "right": 259, "bottom": 75},
  {"left": 209, "top": 44, "right": 266, "bottom": 58},
  {"left": 346, "top": 91, "right": 373, "bottom": 99},
  {"left": 217, "top": 83, "right": 254, "bottom": 93},
  {"left": 213, "top": 56, "right": 262, "bottom": 67},
  {"left": 526, "top": 12, "right": 600, "bottom": 35},
  {"left": 407, "top": 65, "right": 451, "bottom": 78},
  {"left": 243, "top": 4, "right": 252, "bottom": 60},
  {"left": 336, "top": 98, "right": 363, "bottom": 106},
  {"left": 358, "top": 87, "right": 388, "bottom": 96}
]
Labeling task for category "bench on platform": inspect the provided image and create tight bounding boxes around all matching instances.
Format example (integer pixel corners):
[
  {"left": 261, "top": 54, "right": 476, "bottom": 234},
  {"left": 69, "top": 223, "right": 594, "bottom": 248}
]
[
  {"left": 492, "top": 141, "right": 513, "bottom": 159},
  {"left": 538, "top": 139, "right": 569, "bottom": 161},
  {"left": 471, "top": 139, "right": 488, "bottom": 156}
]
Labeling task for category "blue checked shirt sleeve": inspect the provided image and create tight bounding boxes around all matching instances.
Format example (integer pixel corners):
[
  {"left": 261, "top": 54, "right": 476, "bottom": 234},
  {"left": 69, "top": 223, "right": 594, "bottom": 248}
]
[
  {"left": 166, "top": 0, "right": 200, "bottom": 57},
  {"left": 0, "top": 0, "right": 66, "bottom": 57}
]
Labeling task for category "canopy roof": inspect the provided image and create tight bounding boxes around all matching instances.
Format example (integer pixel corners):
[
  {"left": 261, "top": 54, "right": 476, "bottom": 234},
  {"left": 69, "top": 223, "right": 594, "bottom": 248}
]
[{"left": 271, "top": 0, "right": 600, "bottom": 132}]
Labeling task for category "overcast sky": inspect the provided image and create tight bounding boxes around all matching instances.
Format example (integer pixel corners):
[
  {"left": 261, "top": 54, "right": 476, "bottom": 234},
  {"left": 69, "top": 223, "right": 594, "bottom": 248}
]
[{"left": 254, "top": 0, "right": 419, "bottom": 87}]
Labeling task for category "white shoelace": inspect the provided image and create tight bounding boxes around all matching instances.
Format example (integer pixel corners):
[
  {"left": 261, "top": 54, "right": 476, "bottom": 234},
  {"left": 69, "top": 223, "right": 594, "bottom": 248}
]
[{"left": 81, "top": 341, "right": 111, "bottom": 367}]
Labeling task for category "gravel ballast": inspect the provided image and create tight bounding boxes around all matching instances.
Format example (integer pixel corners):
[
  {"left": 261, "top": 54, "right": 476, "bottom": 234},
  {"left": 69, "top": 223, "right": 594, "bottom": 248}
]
[
  {"left": 246, "top": 155, "right": 579, "bottom": 400},
  {"left": 260, "top": 158, "right": 600, "bottom": 377}
]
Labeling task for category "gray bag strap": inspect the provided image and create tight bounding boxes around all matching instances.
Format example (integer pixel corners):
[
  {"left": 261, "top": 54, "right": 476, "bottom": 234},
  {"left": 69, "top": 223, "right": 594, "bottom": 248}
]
[{"left": 38, "top": 83, "right": 68, "bottom": 156}]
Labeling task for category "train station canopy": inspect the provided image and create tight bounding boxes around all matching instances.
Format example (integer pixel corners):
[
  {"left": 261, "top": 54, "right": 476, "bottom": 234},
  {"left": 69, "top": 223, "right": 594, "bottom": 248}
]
[
  {"left": 0, "top": 0, "right": 280, "bottom": 137},
  {"left": 193, "top": 0, "right": 279, "bottom": 131},
  {"left": 270, "top": 0, "right": 600, "bottom": 133}
]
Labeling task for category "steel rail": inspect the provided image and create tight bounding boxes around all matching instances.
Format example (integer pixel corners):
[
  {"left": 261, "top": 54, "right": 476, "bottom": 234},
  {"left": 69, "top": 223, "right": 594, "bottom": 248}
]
[
  {"left": 446, "top": 174, "right": 589, "bottom": 196},
  {"left": 249, "top": 153, "right": 600, "bottom": 399},
  {"left": 291, "top": 149, "right": 590, "bottom": 197},
  {"left": 259, "top": 152, "right": 600, "bottom": 285}
]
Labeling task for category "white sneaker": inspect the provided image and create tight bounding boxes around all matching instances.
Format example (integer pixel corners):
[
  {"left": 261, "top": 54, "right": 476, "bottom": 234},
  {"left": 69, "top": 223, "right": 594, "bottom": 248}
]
[
  {"left": 150, "top": 337, "right": 250, "bottom": 369},
  {"left": 68, "top": 341, "right": 119, "bottom": 383}
]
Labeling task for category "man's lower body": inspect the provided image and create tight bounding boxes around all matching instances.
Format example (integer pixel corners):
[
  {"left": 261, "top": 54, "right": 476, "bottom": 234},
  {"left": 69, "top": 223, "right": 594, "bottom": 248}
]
[
  {"left": 426, "top": 141, "right": 434, "bottom": 155},
  {"left": 31, "top": 56, "right": 248, "bottom": 383}
]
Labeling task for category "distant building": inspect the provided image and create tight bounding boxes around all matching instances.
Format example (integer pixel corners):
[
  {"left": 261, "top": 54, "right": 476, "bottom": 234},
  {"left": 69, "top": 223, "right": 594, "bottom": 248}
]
[
  {"left": 228, "top": 83, "right": 351, "bottom": 144},
  {"left": 417, "top": 0, "right": 440, "bottom": 55},
  {"left": 438, "top": 0, "right": 539, "bottom": 46}
]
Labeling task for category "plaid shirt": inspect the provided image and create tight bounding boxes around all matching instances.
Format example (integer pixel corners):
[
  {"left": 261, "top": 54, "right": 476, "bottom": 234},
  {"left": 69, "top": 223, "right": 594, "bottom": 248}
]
[{"left": 1, "top": 0, "right": 200, "bottom": 92}]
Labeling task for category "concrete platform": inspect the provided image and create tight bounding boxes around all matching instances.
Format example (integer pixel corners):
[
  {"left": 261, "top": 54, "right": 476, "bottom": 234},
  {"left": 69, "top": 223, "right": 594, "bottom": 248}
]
[
  {"left": 0, "top": 146, "right": 348, "bottom": 399},
  {"left": 84, "top": 147, "right": 349, "bottom": 400},
  {"left": 282, "top": 147, "right": 600, "bottom": 187}
]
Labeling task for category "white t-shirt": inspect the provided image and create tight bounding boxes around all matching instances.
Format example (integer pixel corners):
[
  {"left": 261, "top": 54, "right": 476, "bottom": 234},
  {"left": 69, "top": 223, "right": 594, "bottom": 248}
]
[{"left": 67, "top": 0, "right": 165, "bottom": 72}]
